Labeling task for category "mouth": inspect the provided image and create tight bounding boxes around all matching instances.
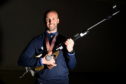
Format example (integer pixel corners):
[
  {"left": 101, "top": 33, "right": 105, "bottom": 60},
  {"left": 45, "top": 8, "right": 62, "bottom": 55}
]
[
  {"left": 49, "top": 24, "right": 55, "bottom": 27},
  {"left": 49, "top": 23, "right": 54, "bottom": 26}
]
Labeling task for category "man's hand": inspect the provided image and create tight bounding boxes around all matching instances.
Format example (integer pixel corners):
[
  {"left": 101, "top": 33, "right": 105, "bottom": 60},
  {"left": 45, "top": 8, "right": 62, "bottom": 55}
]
[
  {"left": 65, "top": 38, "right": 74, "bottom": 52},
  {"left": 42, "top": 55, "right": 57, "bottom": 69}
]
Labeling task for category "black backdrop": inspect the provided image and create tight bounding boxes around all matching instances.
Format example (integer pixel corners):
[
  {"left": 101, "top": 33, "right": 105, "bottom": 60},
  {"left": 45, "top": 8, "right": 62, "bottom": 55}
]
[{"left": 0, "top": 0, "right": 125, "bottom": 73}]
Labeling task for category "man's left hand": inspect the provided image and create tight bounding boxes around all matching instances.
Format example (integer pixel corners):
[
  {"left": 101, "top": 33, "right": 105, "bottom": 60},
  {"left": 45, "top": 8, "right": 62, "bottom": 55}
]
[{"left": 65, "top": 38, "right": 74, "bottom": 52}]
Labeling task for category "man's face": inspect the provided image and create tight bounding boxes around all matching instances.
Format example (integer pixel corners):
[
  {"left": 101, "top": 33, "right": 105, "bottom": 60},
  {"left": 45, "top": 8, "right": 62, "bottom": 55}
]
[{"left": 46, "top": 12, "right": 59, "bottom": 31}]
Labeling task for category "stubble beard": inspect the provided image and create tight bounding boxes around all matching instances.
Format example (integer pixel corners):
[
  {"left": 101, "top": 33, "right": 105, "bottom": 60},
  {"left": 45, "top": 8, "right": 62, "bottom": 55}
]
[{"left": 47, "top": 27, "right": 57, "bottom": 33}]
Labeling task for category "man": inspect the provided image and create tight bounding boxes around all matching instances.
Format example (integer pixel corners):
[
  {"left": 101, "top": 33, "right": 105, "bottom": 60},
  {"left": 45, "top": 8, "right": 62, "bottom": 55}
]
[{"left": 18, "top": 10, "right": 76, "bottom": 84}]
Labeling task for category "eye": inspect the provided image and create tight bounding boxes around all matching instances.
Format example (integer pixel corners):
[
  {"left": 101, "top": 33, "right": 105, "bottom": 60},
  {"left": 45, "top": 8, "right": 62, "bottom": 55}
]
[{"left": 46, "top": 18, "right": 50, "bottom": 22}]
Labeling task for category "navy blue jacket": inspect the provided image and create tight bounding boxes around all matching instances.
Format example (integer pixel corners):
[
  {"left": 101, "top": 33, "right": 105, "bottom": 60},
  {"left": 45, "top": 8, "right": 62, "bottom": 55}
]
[{"left": 18, "top": 32, "right": 76, "bottom": 80}]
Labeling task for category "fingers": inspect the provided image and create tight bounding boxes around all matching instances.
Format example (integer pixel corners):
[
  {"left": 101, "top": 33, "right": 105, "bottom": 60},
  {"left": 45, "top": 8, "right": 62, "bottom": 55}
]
[
  {"left": 47, "top": 64, "right": 57, "bottom": 69},
  {"left": 49, "top": 63, "right": 57, "bottom": 66},
  {"left": 42, "top": 56, "right": 57, "bottom": 67},
  {"left": 65, "top": 38, "right": 74, "bottom": 45},
  {"left": 65, "top": 38, "right": 74, "bottom": 52},
  {"left": 47, "top": 61, "right": 57, "bottom": 69}
]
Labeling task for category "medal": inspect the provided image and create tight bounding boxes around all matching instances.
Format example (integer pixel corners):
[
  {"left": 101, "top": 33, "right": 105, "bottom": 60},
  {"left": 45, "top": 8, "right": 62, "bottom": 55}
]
[{"left": 45, "top": 33, "right": 58, "bottom": 61}]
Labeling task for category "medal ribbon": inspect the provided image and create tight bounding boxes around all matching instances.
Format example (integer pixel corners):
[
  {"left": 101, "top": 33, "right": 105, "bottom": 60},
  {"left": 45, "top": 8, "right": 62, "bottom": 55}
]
[{"left": 46, "top": 33, "right": 58, "bottom": 55}]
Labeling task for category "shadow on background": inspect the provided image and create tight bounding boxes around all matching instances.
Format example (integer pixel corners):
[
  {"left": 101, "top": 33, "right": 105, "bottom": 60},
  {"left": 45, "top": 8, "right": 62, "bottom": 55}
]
[
  {"left": 0, "top": 0, "right": 9, "bottom": 67},
  {"left": 0, "top": 0, "right": 9, "bottom": 83},
  {"left": 0, "top": 0, "right": 9, "bottom": 8},
  {"left": 0, "top": 24, "right": 3, "bottom": 66},
  {"left": 0, "top": 81, "right": 5, "bottom": 84}
]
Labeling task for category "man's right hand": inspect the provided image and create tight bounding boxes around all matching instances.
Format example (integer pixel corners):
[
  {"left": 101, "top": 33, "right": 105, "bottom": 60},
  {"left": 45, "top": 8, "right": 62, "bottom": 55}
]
[{"left": 42, "top": 56, "right": 57, "bottom": 69}]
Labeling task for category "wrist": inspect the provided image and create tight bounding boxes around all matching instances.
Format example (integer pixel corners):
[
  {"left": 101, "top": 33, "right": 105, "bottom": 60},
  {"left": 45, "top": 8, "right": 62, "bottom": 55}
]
[
  {"left": 42, "top": 58, "right": 46, "bottom": 64},
  {"left": 67, "top": 47, "right": 74, "bottom": 52},
  {"left": 68, "top": 49, "right": 75, "bottom": 54}
]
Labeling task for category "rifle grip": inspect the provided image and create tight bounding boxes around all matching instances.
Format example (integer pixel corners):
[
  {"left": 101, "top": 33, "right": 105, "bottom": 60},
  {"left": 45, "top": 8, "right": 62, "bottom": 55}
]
[{"left": 35, "top": 65, "right": 44, "bottom": 71}]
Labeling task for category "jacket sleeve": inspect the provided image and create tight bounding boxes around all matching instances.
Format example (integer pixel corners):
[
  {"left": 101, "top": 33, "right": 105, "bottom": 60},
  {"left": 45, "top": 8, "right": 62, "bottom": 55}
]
[
  {"left": 18, "top": 39, "right": 43, "bottom": 67},
  {"left": 66, "top": 52, "right": 76, "bottom": 70},
  {"left": 59, "top": 34, "right": 77, "bottom": 70}
]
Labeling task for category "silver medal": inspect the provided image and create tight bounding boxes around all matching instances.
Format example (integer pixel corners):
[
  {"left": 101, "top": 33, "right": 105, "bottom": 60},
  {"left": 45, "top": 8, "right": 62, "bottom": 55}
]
[{"left": 45, "top": 55, "right": 53, "bottom": 61}]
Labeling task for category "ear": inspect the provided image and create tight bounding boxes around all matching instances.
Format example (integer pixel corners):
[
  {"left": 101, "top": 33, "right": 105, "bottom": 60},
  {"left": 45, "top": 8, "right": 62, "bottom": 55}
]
[{"left": 57, "top": 18, "right": 59, "bottom": 24}]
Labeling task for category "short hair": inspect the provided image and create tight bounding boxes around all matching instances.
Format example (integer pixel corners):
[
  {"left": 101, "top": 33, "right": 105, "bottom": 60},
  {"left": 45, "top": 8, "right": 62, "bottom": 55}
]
[{"left": 44, "top": 9, "right": 59, "bottom": 20}]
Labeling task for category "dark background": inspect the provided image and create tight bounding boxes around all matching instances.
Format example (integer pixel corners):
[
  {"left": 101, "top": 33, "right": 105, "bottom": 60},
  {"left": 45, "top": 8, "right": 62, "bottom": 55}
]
[{"left": 0, "top": 0, "right": 125, "bottom": 84}]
